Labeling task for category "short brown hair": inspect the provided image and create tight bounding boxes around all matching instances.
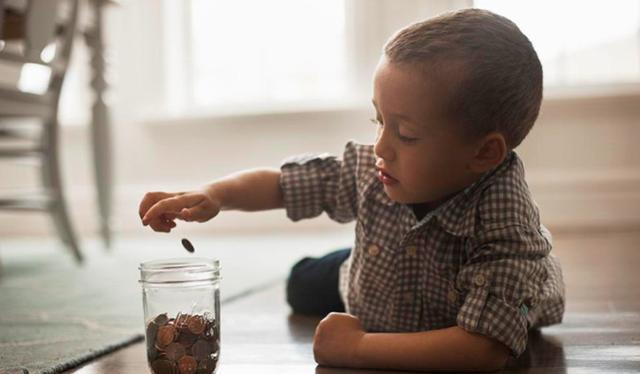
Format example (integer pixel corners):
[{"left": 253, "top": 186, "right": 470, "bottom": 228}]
[{"left": 384, "top": 8, "right": 542, "bottom": 149}]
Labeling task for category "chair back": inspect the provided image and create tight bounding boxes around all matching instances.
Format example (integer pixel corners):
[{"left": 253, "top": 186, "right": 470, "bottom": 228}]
[{"left": 0, "top": 0, "right": 79, "bottom": 93}]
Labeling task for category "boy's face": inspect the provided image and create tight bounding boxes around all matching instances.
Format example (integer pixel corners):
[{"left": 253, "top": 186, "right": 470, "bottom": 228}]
[{"left": 372, "top": 57, "right": 481, "bottom": 207}]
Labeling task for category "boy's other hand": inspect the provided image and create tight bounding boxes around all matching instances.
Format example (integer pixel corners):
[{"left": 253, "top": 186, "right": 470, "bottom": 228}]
[
  {"left": 313, "top": 312, "right": 366, "bottom": 368},
  {"left": 139, "top": 190, "right": 222, "bottom": 232}
]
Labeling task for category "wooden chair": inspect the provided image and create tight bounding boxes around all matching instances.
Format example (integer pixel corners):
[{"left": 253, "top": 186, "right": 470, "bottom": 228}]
[{"left": 0, "top": 0, "right": 82, "bottom": 262}]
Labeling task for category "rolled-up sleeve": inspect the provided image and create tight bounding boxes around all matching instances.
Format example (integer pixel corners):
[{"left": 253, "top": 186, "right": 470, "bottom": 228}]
[
  {"left": 280, "top": 141, "right": 359, "bottom": 223},
  {"left": 456, "top": 224, "right": 552, "bottom": 357}
]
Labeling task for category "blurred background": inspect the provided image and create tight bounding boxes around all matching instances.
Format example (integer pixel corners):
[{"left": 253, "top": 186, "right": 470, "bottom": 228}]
[{"left": 1, "top": 0, "right": 639, "bottom": 252}]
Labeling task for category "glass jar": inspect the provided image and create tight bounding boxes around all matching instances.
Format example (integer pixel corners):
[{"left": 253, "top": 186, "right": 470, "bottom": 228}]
[{"left": 139, "top": 258, "right": 221, "bottom": 374}]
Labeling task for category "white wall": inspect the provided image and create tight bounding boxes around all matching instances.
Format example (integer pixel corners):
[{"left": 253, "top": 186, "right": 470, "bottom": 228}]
[
  {"left": 519, "top": 91, "right": 640, "bottom": 231},
  {"left": 1, "top": 90, "right": 639, "bottom": 239}
]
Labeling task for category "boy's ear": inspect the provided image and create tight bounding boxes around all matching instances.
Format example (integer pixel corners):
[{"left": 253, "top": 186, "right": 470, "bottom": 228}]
[{"left": 468, "top": 132, "right": 507, "bottom": 173}]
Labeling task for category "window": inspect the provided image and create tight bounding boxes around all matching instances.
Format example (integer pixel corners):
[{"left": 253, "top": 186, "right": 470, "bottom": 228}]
[
  {"left": 474, "top": 0, "right": 640, "bottom": 87},
  {"left": 163, "top": 0, "right": 348, "bottom": 116},
  {"left": 56, "top": 1, "right": 473, "bottom": 124}
]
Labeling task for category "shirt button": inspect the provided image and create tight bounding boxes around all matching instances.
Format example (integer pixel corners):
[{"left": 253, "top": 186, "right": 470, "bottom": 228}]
[
  {"left": 367, "top": 244, "right": 380, "bottom": 257},
  {"left": 402, "top": 292, "right": 414, "bottom": 303},
  {"left": 473, "top": 274, "right": 486, "bottom": 287},
  {"left": 447, "top": 289, "right": 458, "bottom": 303},
  {"left": 405, "top": 245, "right": 418, "bottom": 257}
]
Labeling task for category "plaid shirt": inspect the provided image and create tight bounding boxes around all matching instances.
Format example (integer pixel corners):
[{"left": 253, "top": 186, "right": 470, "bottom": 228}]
[{"left": 280, "top": 141, "right": 565, "bottom": 356}]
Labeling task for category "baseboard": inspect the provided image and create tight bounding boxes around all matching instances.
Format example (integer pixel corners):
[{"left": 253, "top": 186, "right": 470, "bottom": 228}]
[{"left": 1, "top": 169, "right": 639, "bottom": 238}]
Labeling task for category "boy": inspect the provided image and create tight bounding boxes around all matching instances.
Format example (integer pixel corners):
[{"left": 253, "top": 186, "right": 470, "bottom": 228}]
[{"left": 139, "top": 8, "right": 565, "bottom": 372}]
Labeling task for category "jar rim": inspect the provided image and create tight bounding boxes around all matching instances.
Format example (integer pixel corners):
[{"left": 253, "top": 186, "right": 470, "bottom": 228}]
[{"left": 139, "top": 257, "right": 220, "bottom": 284}]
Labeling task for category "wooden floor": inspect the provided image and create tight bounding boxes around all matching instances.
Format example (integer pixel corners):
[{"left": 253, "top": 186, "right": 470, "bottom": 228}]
[{"left": 65, "top": 229, "right": 640, "bottom": 374}]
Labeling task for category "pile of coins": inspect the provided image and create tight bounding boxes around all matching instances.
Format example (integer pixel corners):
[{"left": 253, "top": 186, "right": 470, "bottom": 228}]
[{"left": 146, "top": 312, "right": 219, "bottom": 374}]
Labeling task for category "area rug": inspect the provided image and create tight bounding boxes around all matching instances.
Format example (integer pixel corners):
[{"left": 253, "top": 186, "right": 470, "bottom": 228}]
[{"left": 0, "top": 241, "right": 145, "bottom": 374}]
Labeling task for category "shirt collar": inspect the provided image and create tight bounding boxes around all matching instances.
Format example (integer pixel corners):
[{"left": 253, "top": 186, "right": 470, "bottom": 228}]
[{"left": 433, "top": 151, "right": 517, "bottom": 237}]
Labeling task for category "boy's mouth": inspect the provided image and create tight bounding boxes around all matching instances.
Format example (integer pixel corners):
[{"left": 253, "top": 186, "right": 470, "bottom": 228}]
[{"left": 376, "top": 167, "right": 399, "bottom": 185}]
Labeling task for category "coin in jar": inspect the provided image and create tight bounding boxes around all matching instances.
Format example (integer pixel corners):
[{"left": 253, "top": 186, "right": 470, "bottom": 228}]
[
  {"left": 197, "top": 356, "right": 218, "bottom": 374},
  {"left": 177, "top": 330, "right": 198, "bottom": 348},
  {"left": 165, "top": 342, "right": 187, "bottom": 361},
  {"left": 151, "top": 359, "right": 176, "bottom": 374},
  {"left": 156, "top": 325, "right": 177, "bottom": 348},
  {"left": 191, "top": 339, "right": 213, "bottom": 361},
  {"left": 154, "top": 313, "right": 169, "bottom": 326},
  {"left": 147, "top": 343, "right": 159, "bottom": 361},
  {"left": 178, "top": 355, "right": 198, "bottom": 374},
  {"left": 147, "top": 321, "right": 159, "bottom": 349},
  {"left": 187, "top": 315, "right": 206, "bottom": 335}
]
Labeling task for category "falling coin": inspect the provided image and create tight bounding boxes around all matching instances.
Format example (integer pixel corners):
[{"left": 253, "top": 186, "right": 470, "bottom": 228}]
[{"left": 181, "top": 238, "right": 195, "bottom": 253}]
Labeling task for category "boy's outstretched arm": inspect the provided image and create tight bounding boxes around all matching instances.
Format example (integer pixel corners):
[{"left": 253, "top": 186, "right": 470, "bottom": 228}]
[
  {"left": 313, "top": 313, "right": 510, "bottom": 372},
  {"left": 204, "top": 168, "right": 284, "bottom": 212},
  {"left": 140, "top": 168, "right": 283, "bottom": 232}
]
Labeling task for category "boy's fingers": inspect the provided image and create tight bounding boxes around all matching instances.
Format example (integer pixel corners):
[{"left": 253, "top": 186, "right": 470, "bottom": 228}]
[
  {"left": 163, "top": 212, "right": 179, "bottom": 221},
  {"left": 179, "top": 206, "right": 202, "bottom": 222},
  {"left": 148, "top": 220, "right": 168, "bottom": 232},
  {"left": 179, "top": 193, "right": 206, "bottom": 208},
  {"left": 185, "top": 205, "right": 214, "bottom": 222},
  {"left": 145, "top": 215, "right": 174, "bottom": 229},
  {"left": 148, "top": 217, "right": 176, "bottom": 232},
  {"left": 145, "top": 194, "right": 205, "bottom": 224},
  {"left": 142, "top": 197, "right": 187, "bottom": 224},
  {"left": 178, "top": 208, "right": 191, "bottom": 221},
  {"left": 139, "top": 192, "right": 174, "bottom": 220},
  {"left": 166, "top": 220, "right": 177, "bottom": 230}
]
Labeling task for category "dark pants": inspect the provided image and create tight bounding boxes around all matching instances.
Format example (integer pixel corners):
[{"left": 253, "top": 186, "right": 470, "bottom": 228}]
[{"left": 286, "top": 248, "right": 351, "bottom": 316}]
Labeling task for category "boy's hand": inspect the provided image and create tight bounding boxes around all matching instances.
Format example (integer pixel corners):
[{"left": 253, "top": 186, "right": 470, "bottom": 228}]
[
  {"left": 313, "top": 312, "right": 366, "bottom": 368},
  {"left": 139, "top": 190, "right": 222, "bottom": 232}
]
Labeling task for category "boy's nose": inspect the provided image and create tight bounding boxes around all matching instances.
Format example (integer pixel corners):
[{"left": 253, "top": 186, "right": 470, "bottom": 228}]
[{"left": 374, "top": 128, "right": 395, "bottom": 162}]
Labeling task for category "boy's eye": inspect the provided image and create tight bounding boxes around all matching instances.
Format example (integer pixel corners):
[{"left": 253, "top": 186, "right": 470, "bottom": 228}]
[
  {"left": 398, "top": 133, "right": 419, "bottom": 143},
  {"left": 370, "top": 117, "right": 419, "bottom": 143},
  {"left": 397, "top": 125, "right": 419, "bottom": 143}
]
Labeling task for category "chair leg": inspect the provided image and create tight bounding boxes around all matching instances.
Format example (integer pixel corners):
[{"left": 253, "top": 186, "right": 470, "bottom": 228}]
[
  {"left": 41, "top": 119, "right": 83, "bottom": 263},
  {"left": 50, "top": 191, "right": 83, "bottom": 263},
  {"left": 91, "top": 102, "right": 112, "bottom": 249},
  {"left": 86, "top": 7, "right": 113, "bottom": 250}
]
